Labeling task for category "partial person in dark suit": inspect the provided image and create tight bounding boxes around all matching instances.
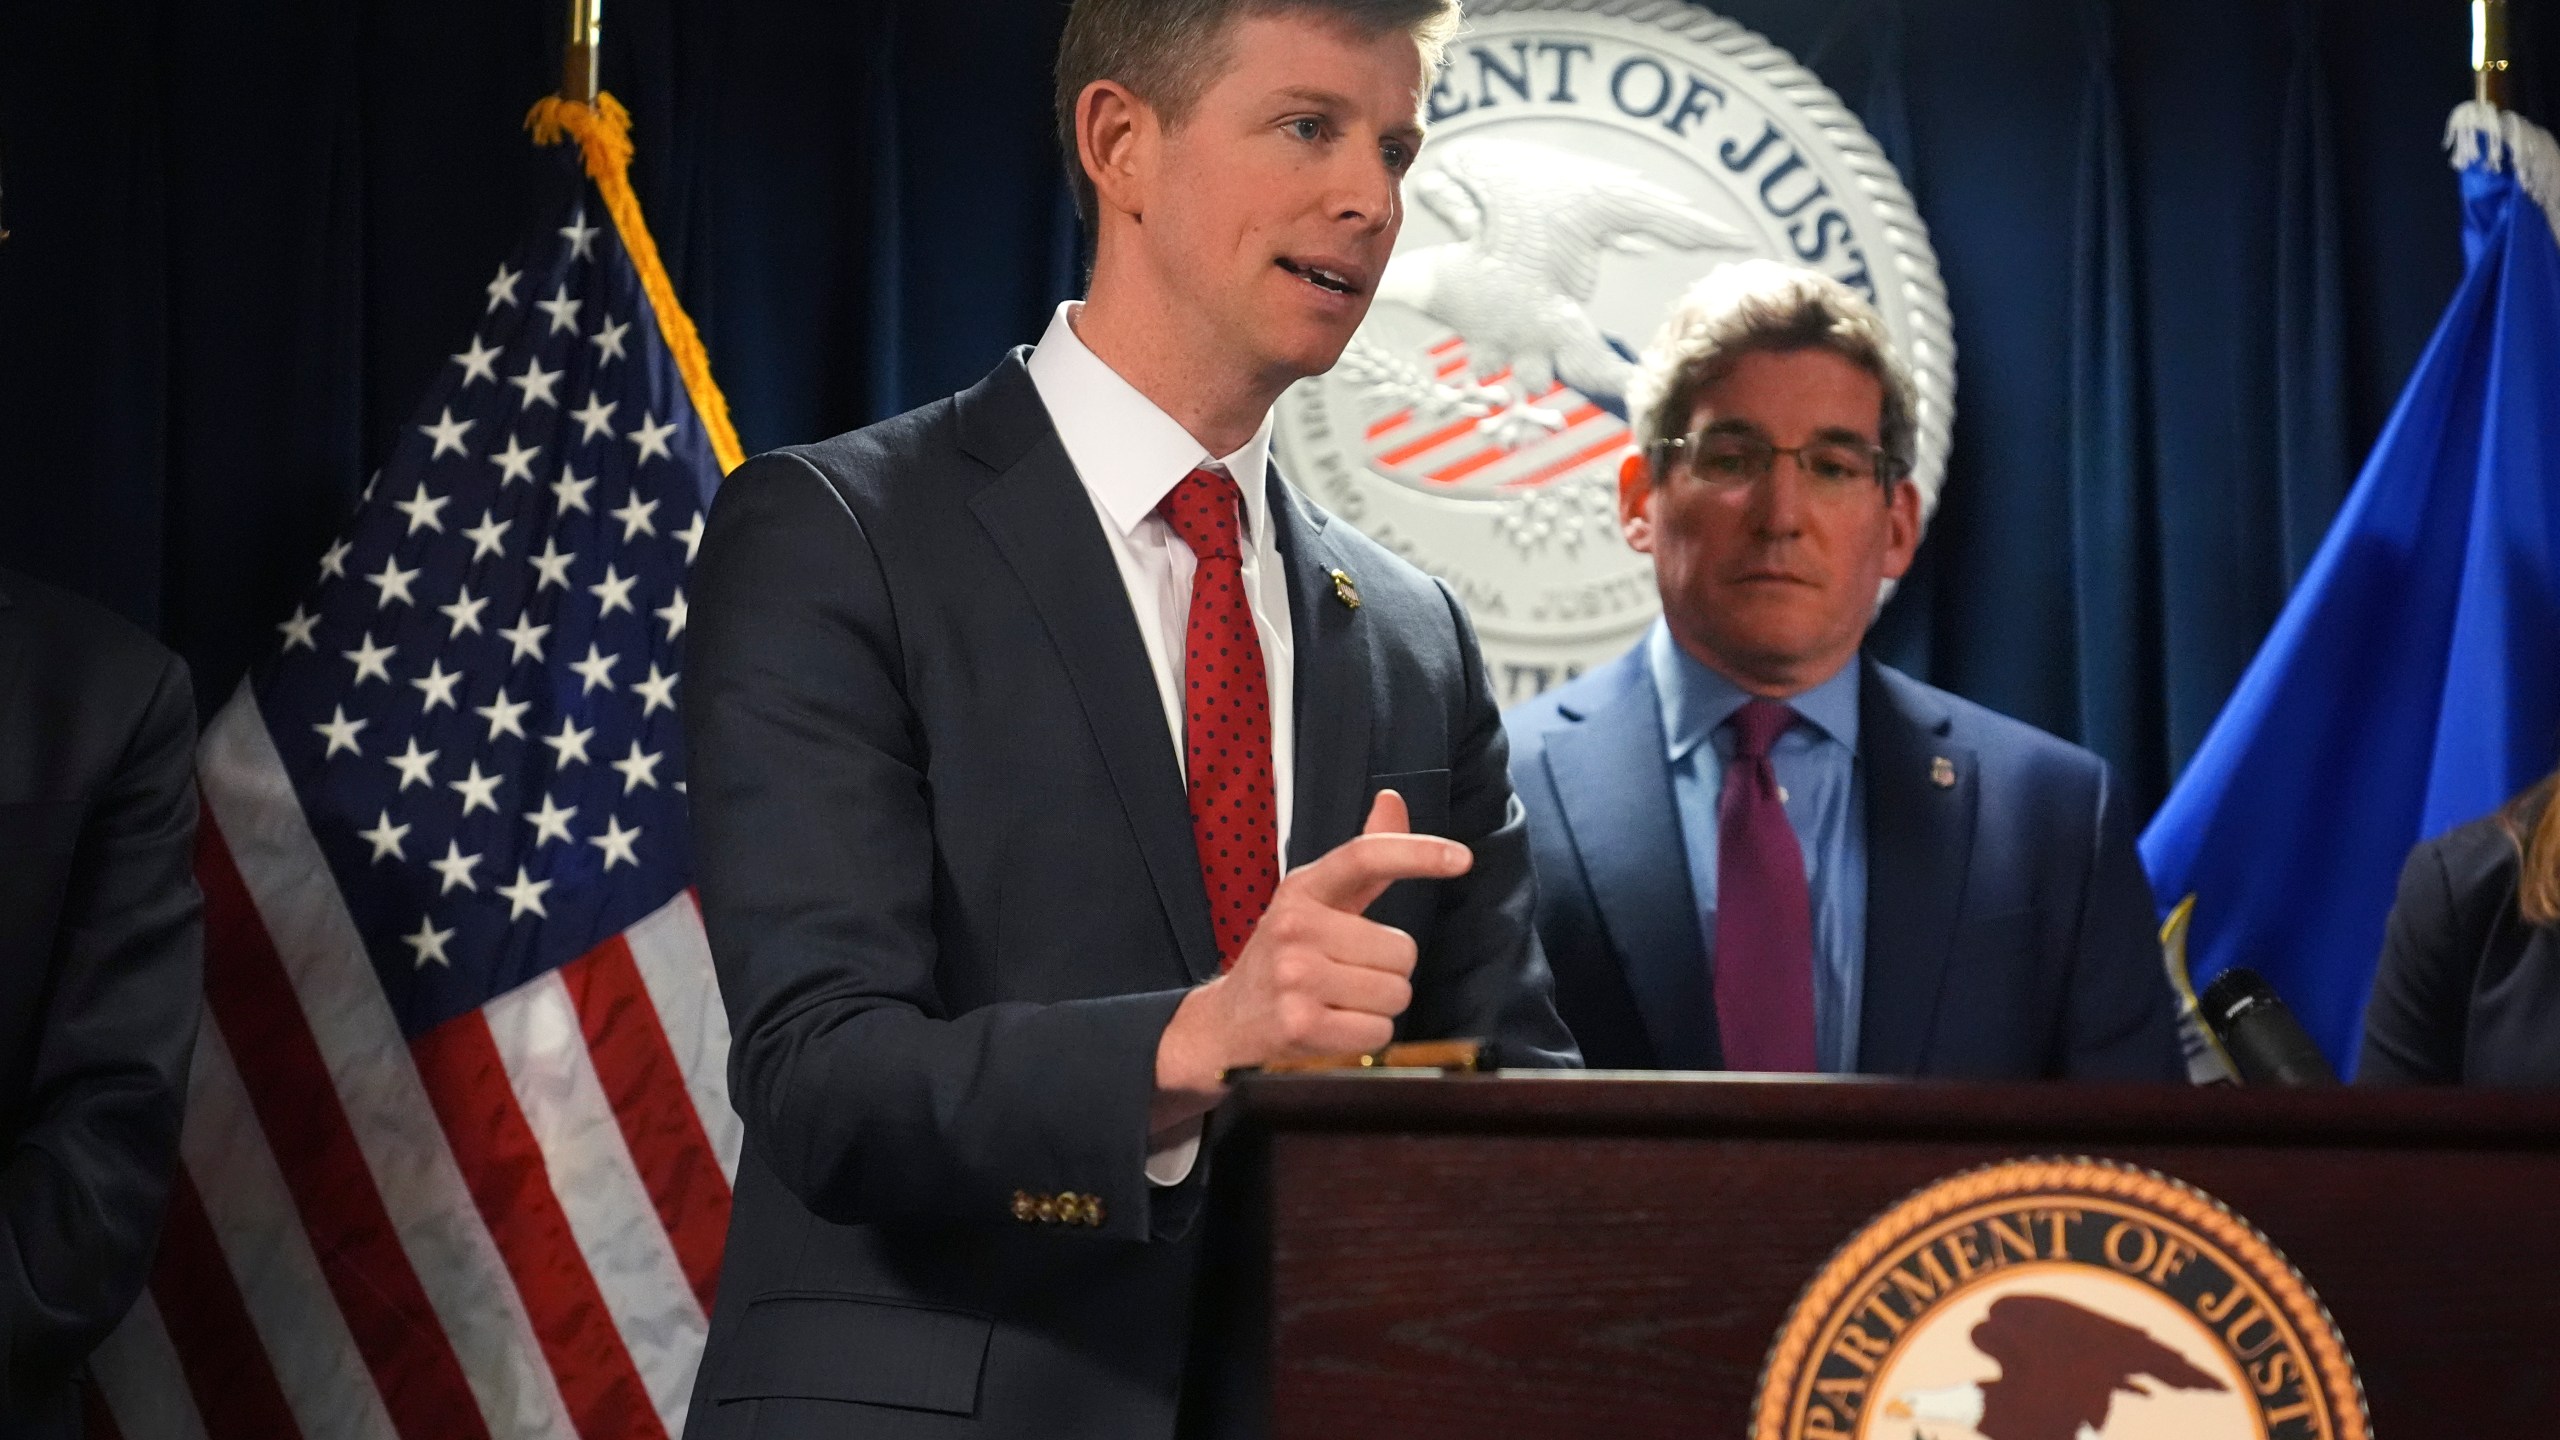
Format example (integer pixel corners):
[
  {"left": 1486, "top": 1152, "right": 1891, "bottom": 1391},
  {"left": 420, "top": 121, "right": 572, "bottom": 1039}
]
[
  {"left": 679, "top": 2, "right": 1576, "bottom": 1436},
  {"left": 2360, "top": 772, "right": 2560, "bottom": 1085},
  {"left": 0, "top": 567, "right": 204, "bottom": 1438},
  {"left": 1506, "top": 261, "right": 2182, "bottom": 1080}
]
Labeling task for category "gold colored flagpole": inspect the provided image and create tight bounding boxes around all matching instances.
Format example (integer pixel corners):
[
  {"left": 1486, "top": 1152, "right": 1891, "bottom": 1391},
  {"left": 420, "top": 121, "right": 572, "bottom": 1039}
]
[
  {"left": 525, "top": 0, "right": 745, "bottom": 472},
  {"left": 2474, "top": 0, "right": 2510, "bottom": 107},
  {"left": 563, "top": 0, "right": 604, "bottom": 105}
]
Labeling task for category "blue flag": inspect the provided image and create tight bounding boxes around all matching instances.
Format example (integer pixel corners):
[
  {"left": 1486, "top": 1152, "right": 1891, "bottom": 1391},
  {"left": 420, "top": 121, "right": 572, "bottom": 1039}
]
[{"left": 2140, "top": 103, "right": 2560, "bottom": 1074}]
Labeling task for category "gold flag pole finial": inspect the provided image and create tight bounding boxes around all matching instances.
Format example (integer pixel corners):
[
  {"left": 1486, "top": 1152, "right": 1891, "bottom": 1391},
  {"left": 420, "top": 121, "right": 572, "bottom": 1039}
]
[
  {"left": 2474, "top": 0, "right": 2511, "bottom": 108},
  {"left": 563, "top": 0, "right": 604, "bottom": 106}
]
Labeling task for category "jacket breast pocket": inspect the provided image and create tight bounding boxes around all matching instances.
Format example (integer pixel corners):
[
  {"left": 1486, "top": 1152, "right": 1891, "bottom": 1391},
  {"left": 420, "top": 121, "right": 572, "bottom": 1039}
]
[
  {"left": 1368, "top": 769, "right": 1450, "bottom": 837},
  {"left": 0, "top": 800, "right": 84, "bottom": 854},
  {"left": 710, "top": 1292, "right": 992, "bottom": 1416}
]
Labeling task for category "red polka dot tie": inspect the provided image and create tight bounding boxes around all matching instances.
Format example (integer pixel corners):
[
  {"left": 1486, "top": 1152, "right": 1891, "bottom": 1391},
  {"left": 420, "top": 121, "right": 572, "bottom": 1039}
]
[{"left": 1157, "top": 467, "right": 1280, "bottom": 970}]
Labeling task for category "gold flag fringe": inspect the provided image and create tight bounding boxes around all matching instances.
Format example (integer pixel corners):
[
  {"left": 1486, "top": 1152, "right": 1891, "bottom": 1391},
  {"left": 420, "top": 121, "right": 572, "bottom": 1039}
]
[{"left": 528, "top": 93, "right": 745, "bottom": 476}]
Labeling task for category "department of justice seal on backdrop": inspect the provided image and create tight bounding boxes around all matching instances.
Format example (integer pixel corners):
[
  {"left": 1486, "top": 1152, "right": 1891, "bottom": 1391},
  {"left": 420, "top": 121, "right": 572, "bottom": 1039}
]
[
  {"left": 1274, "top": 0, "right": 1955, "bottom": 700},
  {"left": 1754, "top": 1158, "right": 2368, "bottom": 1440}
]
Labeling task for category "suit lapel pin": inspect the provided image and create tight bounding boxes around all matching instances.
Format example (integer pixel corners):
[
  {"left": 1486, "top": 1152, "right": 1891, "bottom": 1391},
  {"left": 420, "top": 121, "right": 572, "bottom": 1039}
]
[
  {"left": 1930, "top": 756, "right": 1957, "bottom": 789},
  {"left": 1328, "top": 567, "right": 1361, "bottom": 611}
]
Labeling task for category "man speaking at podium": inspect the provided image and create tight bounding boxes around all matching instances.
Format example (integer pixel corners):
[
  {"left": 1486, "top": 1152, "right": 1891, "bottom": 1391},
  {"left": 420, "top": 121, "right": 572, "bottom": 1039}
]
[
  {"left": 1508, "top": 262, "right": 2182, "bottom": 1082},
  {"left": 680, "top": 0, "right": 1575, "bottom": 1435}
]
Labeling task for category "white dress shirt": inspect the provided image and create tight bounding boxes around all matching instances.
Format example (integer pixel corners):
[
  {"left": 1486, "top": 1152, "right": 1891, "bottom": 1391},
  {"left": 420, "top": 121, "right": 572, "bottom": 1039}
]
[{"left": 1023, "top": 301, "right": 1299, "bottom": 1184}]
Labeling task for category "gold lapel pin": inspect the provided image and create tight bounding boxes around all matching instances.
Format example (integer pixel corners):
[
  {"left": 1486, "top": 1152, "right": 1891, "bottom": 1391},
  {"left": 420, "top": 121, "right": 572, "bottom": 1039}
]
[
  {"left": 1329, "top": 567, "right": 1361, "bottom": 611},
  {"left": 1930, "top": 756, "right": 1956, "bottom": 789}
]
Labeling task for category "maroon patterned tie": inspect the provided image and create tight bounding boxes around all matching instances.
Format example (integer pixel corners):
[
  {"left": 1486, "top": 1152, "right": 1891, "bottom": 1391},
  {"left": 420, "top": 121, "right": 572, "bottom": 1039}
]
[
  {"left": 1156, "top": 468, "right": 1280, "bottom": 970},
  {"left": 1714, "top": 699, "right": 1819, "bottom": 1071}
]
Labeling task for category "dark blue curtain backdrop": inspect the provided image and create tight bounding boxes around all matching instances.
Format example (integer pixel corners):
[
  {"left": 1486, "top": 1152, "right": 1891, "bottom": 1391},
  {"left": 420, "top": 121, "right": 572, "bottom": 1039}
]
[{"left": 5, "top": 0, "right": 2558, "bottom": 818}]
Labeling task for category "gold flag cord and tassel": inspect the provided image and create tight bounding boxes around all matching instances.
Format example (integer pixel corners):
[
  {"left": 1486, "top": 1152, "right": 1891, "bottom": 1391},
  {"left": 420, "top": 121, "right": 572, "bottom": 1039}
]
[{"left": 525, "top": 92, "right": 746, "bottom": 476}]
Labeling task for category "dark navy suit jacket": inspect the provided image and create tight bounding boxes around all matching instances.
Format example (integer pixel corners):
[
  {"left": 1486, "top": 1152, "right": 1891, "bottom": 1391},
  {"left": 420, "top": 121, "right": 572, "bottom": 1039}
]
[
  {"left": 0, "top": 570, "right": 202, "bottom": 1438},
  {"left": 1504, "top": 645, "right": 2182, "bottom": 1079},
  {"left": 680, "top": 354, "right": 1576, "bottom": 1440},
  {"left": 2361, "top": 803, "right": 2560, "bottom": 1086}
]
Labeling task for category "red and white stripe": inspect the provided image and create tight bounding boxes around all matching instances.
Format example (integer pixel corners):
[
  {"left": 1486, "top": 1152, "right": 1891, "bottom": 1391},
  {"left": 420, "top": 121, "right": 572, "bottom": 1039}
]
[
  {"left": 91, "top": 686, "right": 738, "bottom": 1439},
  {"left": 1361, "top": 333, "right": 1635, "bottom": 495},
  {"left": 88, "top": 1293, "right": 212, "bottom": 1440}
]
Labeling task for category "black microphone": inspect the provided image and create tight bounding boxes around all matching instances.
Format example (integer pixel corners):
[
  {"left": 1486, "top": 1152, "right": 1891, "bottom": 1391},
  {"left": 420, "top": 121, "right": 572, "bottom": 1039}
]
[{"left": 2198, "top": 968, "right": 2339, "bottom": 1086}]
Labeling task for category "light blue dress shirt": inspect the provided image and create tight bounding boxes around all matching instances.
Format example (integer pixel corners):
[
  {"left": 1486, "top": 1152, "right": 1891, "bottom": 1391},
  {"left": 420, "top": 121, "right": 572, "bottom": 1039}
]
[{"left": 1648, "top": 621, "right": 1868, "bottom": 1073}]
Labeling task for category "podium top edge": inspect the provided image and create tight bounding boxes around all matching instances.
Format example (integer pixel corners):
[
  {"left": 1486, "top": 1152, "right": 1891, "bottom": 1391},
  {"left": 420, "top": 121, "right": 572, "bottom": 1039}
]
[{"left": 1223, "top": 1071, "right": 2560, "bottom": 1149}]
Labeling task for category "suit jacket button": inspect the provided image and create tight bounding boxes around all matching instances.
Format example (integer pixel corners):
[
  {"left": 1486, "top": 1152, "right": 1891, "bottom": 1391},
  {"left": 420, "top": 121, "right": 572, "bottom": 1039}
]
[
  {"left": 1082, "top": 1195, "right": 1106, "bottom": 1227},
  {"left": 1035, "top": 1194, "right": 1060, "bottom": 1224},
  {"left": 1012, "top": 1190, "right": 1036, "bottom": 1223}
]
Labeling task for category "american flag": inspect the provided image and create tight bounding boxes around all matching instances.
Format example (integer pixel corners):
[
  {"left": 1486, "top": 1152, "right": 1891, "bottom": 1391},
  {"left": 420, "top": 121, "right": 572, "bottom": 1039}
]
[{"left": 88, "top": 117, "right": 738, "bottom": 1440}]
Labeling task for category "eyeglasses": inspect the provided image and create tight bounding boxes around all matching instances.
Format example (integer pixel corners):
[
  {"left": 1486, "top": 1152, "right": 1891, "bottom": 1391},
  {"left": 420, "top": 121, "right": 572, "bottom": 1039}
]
[{"left": 1649, "top": 428, "right": 1899, "bottom": 492}]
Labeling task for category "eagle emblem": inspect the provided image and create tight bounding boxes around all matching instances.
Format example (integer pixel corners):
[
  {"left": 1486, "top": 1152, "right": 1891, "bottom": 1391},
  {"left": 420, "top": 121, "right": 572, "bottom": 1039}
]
[
  {"left": 1270, "top": 0, "right": 1955, "bottom": 702},
  {"left": 1753, "top": 1157, "right": 2366, "bottom": 1440},
  {"left": 1375, "top": 137, "right": 1749, "bottom": 447},
  {"left": 1887, "top": 1294, "right": 2231, "bottom": 1440}
]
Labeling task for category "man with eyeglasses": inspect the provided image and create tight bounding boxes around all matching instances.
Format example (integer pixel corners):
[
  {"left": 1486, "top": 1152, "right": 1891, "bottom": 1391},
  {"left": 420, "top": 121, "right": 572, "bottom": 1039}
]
[{"left": 1505, "top": 260, "right": 2183, "bottom": 1081}]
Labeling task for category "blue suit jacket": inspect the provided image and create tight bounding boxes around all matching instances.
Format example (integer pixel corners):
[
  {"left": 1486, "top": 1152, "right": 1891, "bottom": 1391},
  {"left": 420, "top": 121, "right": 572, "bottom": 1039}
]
[
  {"left": 1505, "top": 645, "right": 2182, "bottom": 1080},
  {"left": 681, "top": 353, "right": 1576, "bottom": 1440}
]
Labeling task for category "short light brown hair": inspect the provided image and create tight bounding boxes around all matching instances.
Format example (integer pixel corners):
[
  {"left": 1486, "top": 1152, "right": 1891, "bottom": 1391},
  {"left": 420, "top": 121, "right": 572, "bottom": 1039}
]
[
  {"left": 1054, "top": 0, "right": 1462, "bottom": 228},
  {"left": 1627, "top": 258, "right": 1918, "bottom": 485}
]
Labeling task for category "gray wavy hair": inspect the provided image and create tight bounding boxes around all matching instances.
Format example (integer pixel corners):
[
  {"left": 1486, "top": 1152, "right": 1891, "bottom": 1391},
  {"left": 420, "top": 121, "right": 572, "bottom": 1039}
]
[{"left": 1626, "top": 259, "right": 1917, "bottom": 482}]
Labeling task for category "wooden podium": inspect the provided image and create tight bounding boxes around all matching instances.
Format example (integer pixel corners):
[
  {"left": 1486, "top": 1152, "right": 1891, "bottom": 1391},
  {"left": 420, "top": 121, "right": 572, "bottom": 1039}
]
[{"left": 1221, "top": 1074, "right": 2560, "bottom": 1437}]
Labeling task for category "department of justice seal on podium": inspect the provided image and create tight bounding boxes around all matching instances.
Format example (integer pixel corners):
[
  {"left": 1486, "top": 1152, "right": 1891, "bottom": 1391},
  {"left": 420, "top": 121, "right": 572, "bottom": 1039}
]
[
  {"left": 1274, "top": 0, "right": 1955, "bottom": 700},
  {"left": 1753, "top": 1158, "right": 2368, "bottom": 1440}
]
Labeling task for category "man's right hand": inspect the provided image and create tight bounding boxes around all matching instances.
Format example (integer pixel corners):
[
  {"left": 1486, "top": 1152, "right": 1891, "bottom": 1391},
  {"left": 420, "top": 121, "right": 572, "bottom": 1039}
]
[{"left": 1149, "top": 789, "right": 1470, "bottom": 1136}]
